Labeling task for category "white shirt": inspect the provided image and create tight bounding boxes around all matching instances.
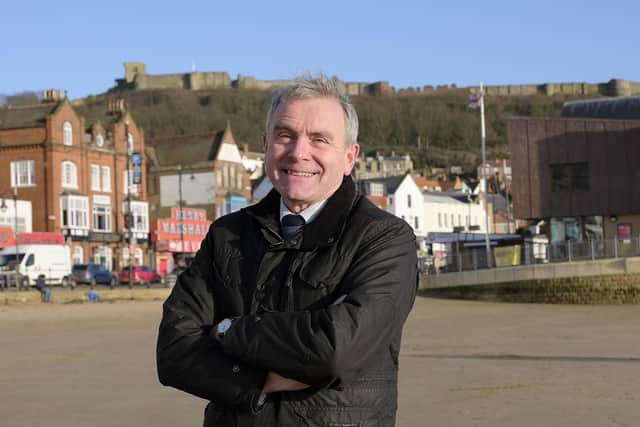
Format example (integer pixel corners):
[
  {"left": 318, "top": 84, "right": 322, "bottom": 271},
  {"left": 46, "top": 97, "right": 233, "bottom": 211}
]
[{"left": 279, "top": 198, "right": 328, "bottom": 225}]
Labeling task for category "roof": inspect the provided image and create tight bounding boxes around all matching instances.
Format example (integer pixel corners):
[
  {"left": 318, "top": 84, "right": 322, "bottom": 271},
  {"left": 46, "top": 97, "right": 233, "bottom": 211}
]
[
  {"left": 426, "top": 232, "right": 522, "bottom": 245},
  {"left": 75, "top": 103, "right": 125, "bottom": 130},
  {"left": 356, "top": 175, "right": 405, "bottom": 195},
  {"left": 413, "top": 175, "right": 441, "bottom": 191},
  {"left": 149, "top": 133, "right": 218, "bottom": 167},
  {"left": 366, "top": 195, "right": 388, "bottom": 210},
  {"left": 0, "top": 103, "right": 61, "bottom": 130},
  {"left": 423, "top": 191, "right": 471, "bottom": 205},
  {"left": 561, "top": 96, "right": 640, "bottom": 119}
]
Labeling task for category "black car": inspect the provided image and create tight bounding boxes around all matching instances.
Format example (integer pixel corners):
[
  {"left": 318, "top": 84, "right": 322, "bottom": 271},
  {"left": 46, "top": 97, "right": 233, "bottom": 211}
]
[{"left": 72, "top": 263, "right": 118, "bottom": 288}]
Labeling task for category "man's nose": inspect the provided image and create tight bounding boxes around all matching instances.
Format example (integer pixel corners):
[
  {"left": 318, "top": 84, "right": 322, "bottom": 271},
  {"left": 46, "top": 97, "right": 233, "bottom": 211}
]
[{"left": 288, "top": 137, "right": 311, "bottom": 160}]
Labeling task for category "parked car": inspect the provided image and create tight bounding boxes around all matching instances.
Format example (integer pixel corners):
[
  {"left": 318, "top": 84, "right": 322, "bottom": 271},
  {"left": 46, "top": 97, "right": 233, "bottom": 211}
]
[
  {"left": 118, "top": 266, "right": 162, "bottom": 287},
  {"left": 72, "top": 263, "right": 117, "bottom": 288},
  {"left": 163, "top": 266, "right": 187, "bottom": 288}
]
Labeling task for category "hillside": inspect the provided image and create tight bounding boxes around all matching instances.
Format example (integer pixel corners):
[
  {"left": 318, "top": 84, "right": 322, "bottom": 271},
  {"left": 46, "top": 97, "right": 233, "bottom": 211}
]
[{"left": 77, "top": 88, "right": 585, "bottom": 173}]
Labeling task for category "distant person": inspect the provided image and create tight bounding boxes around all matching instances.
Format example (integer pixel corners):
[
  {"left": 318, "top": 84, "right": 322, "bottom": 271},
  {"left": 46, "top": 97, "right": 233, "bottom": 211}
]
[
  {"left": 35, "top": 274, "right": 51, "bottom": 303},
  {"left": 157, "top": 75, "right": 417, "bottom": 426}
]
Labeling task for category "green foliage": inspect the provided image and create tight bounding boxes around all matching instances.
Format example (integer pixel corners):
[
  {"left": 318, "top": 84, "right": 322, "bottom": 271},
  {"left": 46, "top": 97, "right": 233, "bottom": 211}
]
[{"left": 80, "top": 88, "right": 568, "bottom": 172}]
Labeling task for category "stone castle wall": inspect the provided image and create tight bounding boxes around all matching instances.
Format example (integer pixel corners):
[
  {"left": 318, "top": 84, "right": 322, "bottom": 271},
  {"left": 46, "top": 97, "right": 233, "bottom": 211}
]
[{"left": 115, "top": 62, "right": 640, "bottom": 98}]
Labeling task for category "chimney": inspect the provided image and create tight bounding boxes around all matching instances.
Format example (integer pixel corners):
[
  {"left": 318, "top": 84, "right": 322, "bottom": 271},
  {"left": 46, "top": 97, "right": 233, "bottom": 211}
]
[
  {"left": 42, "top": 89, "right": 65, "bottom": 103},
  {"left": 107, "top": 98, "right": 126, "bottom": 115}
]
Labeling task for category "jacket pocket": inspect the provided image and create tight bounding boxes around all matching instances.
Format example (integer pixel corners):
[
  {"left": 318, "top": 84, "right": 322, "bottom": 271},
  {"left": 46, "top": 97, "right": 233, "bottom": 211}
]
[
  {"left": 294, "top": 271, "right": 332, "bottom": 310},
  {"left": 291, "top": 406, "right": 386, "bottom": 427}
]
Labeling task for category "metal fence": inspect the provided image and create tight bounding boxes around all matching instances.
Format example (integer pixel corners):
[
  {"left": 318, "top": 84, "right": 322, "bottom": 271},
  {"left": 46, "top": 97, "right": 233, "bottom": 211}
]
[{"left": 432, "top": 237, "right": 640, "bottom": 274}]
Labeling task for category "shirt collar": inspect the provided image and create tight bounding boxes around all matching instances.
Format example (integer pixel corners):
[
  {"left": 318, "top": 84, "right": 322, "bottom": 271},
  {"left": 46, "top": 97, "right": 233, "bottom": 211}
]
[{"left": 279, "top": 198, "right": 328, "bottom": 225}]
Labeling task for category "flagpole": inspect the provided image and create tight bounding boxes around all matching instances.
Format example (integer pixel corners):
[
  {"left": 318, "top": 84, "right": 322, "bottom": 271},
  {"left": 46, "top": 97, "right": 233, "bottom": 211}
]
[{"left": 479, "top": 82, "right": 492, "bottom": 267}]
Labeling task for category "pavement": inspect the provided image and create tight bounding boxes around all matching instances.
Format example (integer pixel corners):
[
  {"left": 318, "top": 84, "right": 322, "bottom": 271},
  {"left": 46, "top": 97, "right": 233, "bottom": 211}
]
[
  {"left": 0, "top": 286, "right": 171, "bottom": 305},
  {"left": 1, "top": 294, "right": 639, "bottom": 426}
]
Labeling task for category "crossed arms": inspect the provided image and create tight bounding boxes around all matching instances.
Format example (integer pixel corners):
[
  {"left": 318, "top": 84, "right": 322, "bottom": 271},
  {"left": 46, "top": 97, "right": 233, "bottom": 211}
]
[{"left": 156, "top": 220, "right": 417, "bottom": 410}]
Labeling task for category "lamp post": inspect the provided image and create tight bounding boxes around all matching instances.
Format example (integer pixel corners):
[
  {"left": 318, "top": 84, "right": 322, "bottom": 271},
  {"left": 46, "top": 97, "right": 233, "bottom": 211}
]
[
  {"left": 1, "top": 189, "right": 19, "bottom": 288},
  {"left": 479, "top": 82, "right": 492, "bottom": 267},
  {"left": 125, "top": 123, "right": 133, "bottom": 287},
  {"left": 177, "top": 164, "right": 184, "bottom": 267}
]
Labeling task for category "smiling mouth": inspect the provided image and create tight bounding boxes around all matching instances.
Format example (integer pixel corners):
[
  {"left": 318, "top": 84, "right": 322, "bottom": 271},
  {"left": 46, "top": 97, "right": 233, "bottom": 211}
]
[{"left": 284, "top": 169, "right": 317, "bottom": 177}]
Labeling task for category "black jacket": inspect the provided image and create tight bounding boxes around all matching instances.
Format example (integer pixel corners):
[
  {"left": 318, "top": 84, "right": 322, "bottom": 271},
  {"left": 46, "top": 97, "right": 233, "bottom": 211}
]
[{"left": 157, "top": 176, "right": 417, "bottom": 426}]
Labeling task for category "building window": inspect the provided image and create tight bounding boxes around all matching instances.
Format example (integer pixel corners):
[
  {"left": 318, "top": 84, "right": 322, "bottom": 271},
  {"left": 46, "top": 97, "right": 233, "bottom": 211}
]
[
  {"left": 216, "top": 170, "right": 222, "bottom": 187},
  {"left": 444, "top": 214, "right": 448, "bottom": 227},
  {"left": 63, "top": 121, "right": 73, "bottom": 146},
  {"left": 96, "top": 134, "right": 104, "bottom": 147},
  {"left": 236, "top": 169, "right": 243, "bottom": 190},
  {"left": 122, "top": 247, "right": 130, "bottom": 266},
  {"left": 370, "top": 182, "right": 384, "bottom": 196},
  {"left": 224, "top": 195, "right": 247, "bottom": 215},
  {"left": 61, "top": 195, "right": 89, "bottom": 229},
  {"left": 438, "top": 212, "right": 442, "bottom": 227},
  {"left": 450, "top": 214, "right": 454, "bottom": 227},
  {"left": 126, "top": 132, "right": 134, "bottom": 154},
  {"left": 135, "top": 248, "right": 143, "bottom": 267},
  {"left": 95, "top": 246, "right": 112, "bottom": 271},
  {"left": 414, "top": 217, "right": 419, "bottom": 229},
  {"left": 407, "top": 194, "right": 412, "bottom": 208},
  {"left": 102, "top": 166, "right": 111, "bottom": 192},
  {"left": 91, "top": 165, "right": 101, "bottom": 191},
  {"left": 223, "top": 165, "right": 229, "bottom": 188},
  {"left": 551, "top": 162, "right": 590, "bottom": 192},
  {"left": 93, "top": 205, "right": 112, "bottom": 232},
  {"left": 10, "top": 160, "right": 35, "bottom": 187},
  {"left": 230, "top": 166, "right": 236, "bottom": 189},
  {"left": 123, "top": 201, "right": 149, "bottom": 233},
  {"left": 61, "top": 161, "right": 78, "bottom": 189},
  {"left": 73, "top": 246, "right": 83, "bottom": 264},
  {"left": 123, "top": 170, "right": 138, "bottom": 195}
]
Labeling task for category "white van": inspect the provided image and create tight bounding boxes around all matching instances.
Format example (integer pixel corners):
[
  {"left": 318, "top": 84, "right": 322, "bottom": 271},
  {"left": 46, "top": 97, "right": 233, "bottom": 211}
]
[{"left": 0, "top": 244, "right": 72, "bottom": 288}]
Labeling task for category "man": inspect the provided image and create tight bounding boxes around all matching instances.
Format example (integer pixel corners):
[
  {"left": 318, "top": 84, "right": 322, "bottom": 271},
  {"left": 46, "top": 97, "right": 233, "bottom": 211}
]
[{"left": 157, "top": 75, "right": 417, "bottom": 426}]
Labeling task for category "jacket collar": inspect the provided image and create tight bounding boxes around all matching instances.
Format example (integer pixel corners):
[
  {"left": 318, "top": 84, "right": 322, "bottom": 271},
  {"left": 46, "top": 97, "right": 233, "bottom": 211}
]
[{"left": 246, "top": 175, "right": 359, "bottom": 250}]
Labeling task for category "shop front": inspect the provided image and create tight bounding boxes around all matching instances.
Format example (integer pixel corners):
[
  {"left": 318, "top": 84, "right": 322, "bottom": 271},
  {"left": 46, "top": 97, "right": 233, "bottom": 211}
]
[{"left": 152, "top": 207, "right": 210, "bottom": 278}]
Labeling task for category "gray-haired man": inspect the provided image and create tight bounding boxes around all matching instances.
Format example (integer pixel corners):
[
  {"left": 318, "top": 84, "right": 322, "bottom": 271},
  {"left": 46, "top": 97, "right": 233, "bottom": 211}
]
[{"left": 157, "top": 75, "right": 417, "bottom": 426}]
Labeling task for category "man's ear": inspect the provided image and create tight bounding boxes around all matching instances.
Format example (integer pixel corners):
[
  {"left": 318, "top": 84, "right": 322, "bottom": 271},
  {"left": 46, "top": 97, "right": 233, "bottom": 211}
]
[{"left": 344, "top": 143, "right": 360, "bottom": 175}]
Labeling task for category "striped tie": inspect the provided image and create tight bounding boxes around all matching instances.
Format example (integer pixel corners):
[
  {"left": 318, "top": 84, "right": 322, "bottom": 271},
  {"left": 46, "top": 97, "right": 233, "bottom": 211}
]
[{"left": 281, "top": 214, "right": 305, "bottom": 238}]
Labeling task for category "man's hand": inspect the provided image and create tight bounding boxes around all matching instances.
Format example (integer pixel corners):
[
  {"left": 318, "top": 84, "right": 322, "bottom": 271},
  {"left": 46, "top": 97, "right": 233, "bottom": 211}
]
[
  {"left": 332, "top": 294, "right": 347, "bottom": 305},
  {"left": 263, "top": 371, "right": 310, "bottom": 394}
]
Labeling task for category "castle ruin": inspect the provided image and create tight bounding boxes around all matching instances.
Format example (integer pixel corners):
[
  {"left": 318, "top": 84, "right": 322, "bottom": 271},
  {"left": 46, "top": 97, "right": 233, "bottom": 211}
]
[{"left": 113, "top": 62, "right": 640, "bottom": 98}]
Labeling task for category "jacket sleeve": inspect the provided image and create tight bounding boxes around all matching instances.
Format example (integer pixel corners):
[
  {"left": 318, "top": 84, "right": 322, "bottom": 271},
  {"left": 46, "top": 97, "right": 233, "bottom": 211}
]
[
  {"left": 156, "top": 227, "right": 265, "bottom": 410},
  {"left": 220, "top": 219, "right": 417, "bottom": 387}
]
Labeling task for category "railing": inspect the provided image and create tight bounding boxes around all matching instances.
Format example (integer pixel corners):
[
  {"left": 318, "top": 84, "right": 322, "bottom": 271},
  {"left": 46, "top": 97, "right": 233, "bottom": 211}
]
[
  {"left": 0, "top": 267, "right": 72, "bottom": 290},
  {"left": 430, "top": 237, "right": 640, "bottom": 274}
]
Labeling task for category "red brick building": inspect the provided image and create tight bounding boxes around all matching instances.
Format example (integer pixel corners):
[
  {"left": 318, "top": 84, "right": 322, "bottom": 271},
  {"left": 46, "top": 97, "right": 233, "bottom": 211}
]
[{"left": 0, "top": 92, "right": 150, "bottom": 271}]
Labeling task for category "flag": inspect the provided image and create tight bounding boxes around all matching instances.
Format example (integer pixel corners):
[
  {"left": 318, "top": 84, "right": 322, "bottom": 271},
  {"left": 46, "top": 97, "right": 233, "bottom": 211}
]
[{"left": 468, "top": 92, "right": 483, "bottom": 109}]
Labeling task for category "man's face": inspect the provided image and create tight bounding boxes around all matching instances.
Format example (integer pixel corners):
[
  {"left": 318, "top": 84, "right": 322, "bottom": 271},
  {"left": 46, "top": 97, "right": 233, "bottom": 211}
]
[{"left": 263, "top": 97, "right": 360, "bottom": 213}]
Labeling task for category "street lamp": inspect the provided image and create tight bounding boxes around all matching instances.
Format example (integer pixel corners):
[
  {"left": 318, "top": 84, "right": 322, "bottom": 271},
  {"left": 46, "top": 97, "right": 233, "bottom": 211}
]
[
  {"left": 177, "top": 164, "right": 184, "bottom": 267},
  {"left": 125, "top": 122, "right": 133, "bottom": 286},
  {"left": 1, "top": 189, "right": 19, "bottom": 288}
]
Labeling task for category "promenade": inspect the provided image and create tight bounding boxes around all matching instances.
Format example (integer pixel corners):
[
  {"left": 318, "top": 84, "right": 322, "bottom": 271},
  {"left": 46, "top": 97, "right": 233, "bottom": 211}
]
[{"left": 1, "top": 294, "right": 639, "bottom": 426}]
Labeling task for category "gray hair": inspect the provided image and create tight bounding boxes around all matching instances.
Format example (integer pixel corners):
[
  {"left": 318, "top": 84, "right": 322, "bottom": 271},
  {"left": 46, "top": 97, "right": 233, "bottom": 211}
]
[{"left": 265, "top": 74, "right": 359, "bottom": 147}]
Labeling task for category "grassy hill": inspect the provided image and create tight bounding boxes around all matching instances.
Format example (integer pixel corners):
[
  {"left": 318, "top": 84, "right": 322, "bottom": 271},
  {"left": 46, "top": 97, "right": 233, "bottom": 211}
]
[{"left": 77, "top": 88, "right": 584, "bottom": 173}]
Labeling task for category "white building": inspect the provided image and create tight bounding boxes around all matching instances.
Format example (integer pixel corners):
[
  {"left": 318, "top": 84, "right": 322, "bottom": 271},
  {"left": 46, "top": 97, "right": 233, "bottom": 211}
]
[
  {"left": 423, "top": 192, "right": 487, "bottom": 234},
  {"left": 387, "top": 175, "right": 425, "bottom": 246}
]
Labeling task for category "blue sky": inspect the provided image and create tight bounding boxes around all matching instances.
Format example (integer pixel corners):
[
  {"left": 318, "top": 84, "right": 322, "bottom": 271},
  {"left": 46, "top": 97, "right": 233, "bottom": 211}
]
[{"left": 2, "top": 0, "right": 638, "bottom": 99}]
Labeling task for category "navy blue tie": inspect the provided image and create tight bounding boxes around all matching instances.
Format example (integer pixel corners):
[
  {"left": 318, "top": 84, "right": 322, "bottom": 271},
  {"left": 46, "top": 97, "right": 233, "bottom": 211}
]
[{"left": 281, "top": 214, "right": 305, "bottom": 238}]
